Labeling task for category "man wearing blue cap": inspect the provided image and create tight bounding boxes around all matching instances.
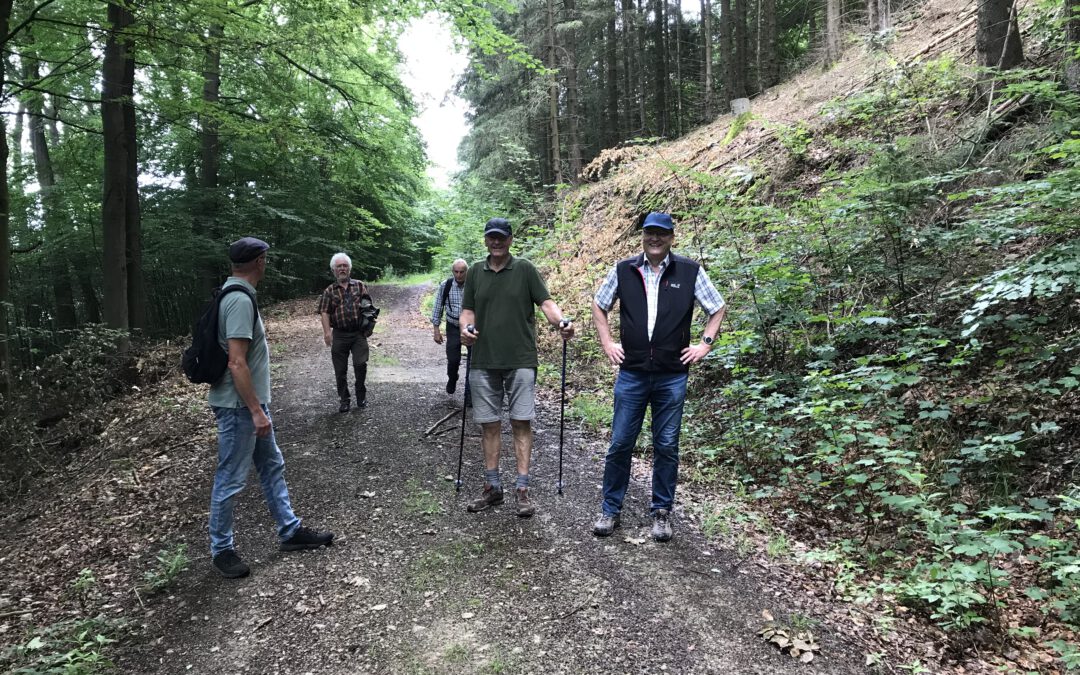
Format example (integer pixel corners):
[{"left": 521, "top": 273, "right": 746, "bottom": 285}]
[
  {"left": 590, "top": 212, "right": 726, "bottom": 542},
  {"left": 207, "top": 237, "right": 334, "bottom": 578},
  {"left": 460, "top": 217, "right": 575, "bottom": 517}
]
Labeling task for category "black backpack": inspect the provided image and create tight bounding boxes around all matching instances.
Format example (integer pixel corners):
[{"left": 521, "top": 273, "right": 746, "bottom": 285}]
[
  {"left": 181, "top": 285, "right": 259, "bottom": 384},
  {"left": 440, "top": 277, "right": 454, "bottom": 309}
]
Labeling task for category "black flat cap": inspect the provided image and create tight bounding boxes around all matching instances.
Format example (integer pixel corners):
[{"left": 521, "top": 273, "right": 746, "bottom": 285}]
[{"left": 228, "top": 237, "right": 270, "bottom": 263}]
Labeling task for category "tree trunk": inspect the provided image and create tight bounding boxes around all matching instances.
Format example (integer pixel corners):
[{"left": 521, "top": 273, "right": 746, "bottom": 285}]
[
  {"left": 976, "top": 0, "right": 1023, "bottom": 70},
  {"left": 25, "top": 48, "right": 78, "bottom": 332},
  {"left": 758, "top": 0, "right": 777, "bottom": 88},
  {"left": 11, "top": 103, "right": 23, "bottom": 174},
  {"left": 564, "top": 0, "right": 583, "bottom": 182},
  {"left": 824, "top": 0, "right": 841, "bottom": 67},
  {"left": 720, "top": 0, "right": 735, "bottom": 108},
  {"left": 1068, "top": 0, "right": 1080, "bottom": 92},
  {"left": 636, "top": 0, "right": 647, "bottom": 130},
  {"left": 673, "top": 0, "right": 683, "bottom": 135},
  {"left": 101, "top": 1, "right": 133, "bottom": 333},
  {"left": 732, "top": 0, "right": 749, "bottom": 97},
  {"left": 702, "top": 0, "right": 713, "bottom": 120},
  {"left": 606, "top": 11, "right": 620, "bottom": 147},
  {"left": 652, "top": 0, "right": 669, "bottom": 135},
  {"left": 546, "top": 0, "right": 563, "bottom": 185},
  {"left": 0, "top": 0, "right": 12, "bottom": 397},
  {"left": 124, "top": 39, "right": 145, "bottom": 333},
  {"left": 621, "top": 0, "right": 635, "bottom": 136}
]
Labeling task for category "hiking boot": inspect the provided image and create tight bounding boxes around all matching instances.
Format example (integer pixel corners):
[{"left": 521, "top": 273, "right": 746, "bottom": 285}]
[
  {"left": 515, "top": 488, "right": 535, "bottom": 518},
  {"left": 651, "top": 509, "right": 673, "bottom": 542},
  {"left": 593, "top": 513, "right": 620, "bottom": 537},
  {"left": 356, "top": 399, "right": 367, "bottom": 409},
  {"left": 339, "top": 400, "right": 350, "bottom": 413},
  {"left": 212, "top": 549, "right": 250, "bottom": 579},
  {"left": 280, "top": 526, "right": 335, "bottom": 551},
  {"left": 466, "top": 483, "right": 504, "bottom": 512},
  {"left": 446, "top": 377, "right": 457, "bottom": 394}
]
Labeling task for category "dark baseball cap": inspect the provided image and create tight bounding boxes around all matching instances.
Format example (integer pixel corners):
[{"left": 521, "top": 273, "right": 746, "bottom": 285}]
[
  {"left": 642, "top": 212, "right": 674, "bottom": 230},
  {"left": 484, "top": 218, "right": 512, "bottom": 237},
  {"left": 228, "top": 237, "right": 270, "bottom": 263}
]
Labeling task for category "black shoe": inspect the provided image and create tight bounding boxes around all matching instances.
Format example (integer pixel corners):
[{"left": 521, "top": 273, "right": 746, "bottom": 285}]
[
  {"left": 446, "top": 378, "right": 457, "bottom": 394},
  {"left": 212, "top": 549, "right": 250, "bottom": 578},
  {"left": 356, "top": 399, "right": 367, "bottom": 409},
  {"left": 280, "top": 526, "right": 335, "bottom": 552},
  {"left": 339, "top": 400, "right": 350, "bottom": 413}
]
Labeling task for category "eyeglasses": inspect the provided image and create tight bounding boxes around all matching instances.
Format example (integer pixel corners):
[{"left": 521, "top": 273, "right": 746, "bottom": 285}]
[{"left": 642, "top": 229, "right": 673, "bottom": 240}]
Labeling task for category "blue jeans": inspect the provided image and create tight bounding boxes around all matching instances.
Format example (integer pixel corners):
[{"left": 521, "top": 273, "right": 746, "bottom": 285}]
[
  {"left": 209, "top": 405, "right": 301, "bottom": 556},
  {"left": 601, "top": 370, "right": 688, "bottom": 516}
]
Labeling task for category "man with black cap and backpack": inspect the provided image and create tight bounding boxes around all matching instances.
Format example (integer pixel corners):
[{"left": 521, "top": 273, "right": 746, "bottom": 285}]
[
  {"left": 590, "top": 212, "right": 726, "bottom": 543},
  {"left": 431, "top": 258, "right": 468, "bottom": 395},
  {"left": 207, "top": 237, "right": 334, "bottom": 578},
  {"left": 459, "top": 218, "right": 575, "bottom": 518}
]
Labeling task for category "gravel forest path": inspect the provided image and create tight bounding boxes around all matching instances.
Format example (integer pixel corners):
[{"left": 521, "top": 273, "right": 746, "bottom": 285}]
[{"left": 119, "top": 283, "right": 866, "bottom": 674}]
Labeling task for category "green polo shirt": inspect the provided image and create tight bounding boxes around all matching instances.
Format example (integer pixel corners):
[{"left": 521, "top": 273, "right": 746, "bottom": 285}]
[{"left": 462, "top": 255, "right": 551, "bottom": 369}]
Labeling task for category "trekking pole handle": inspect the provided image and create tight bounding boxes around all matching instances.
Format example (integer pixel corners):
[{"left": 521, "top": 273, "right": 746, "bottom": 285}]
[
  {"left": 466, "top": 324, "right": 476, "bottom": 335},
  {"left": 559, "top": 318, "right": 572, "bottom": 328}
]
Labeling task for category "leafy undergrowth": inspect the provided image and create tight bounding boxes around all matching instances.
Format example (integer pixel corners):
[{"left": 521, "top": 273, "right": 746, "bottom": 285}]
[
  {"left": 0, "top": 339, "right": 211, "bottom": 673},
  {"left": 531, "top": 5, "right": 1080, "bottom": 672}
]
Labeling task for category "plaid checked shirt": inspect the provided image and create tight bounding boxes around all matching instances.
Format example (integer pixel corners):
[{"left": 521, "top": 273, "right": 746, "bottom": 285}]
[
  {"left": 595, "top": 254, "right": 725, "bottom": 340},
  {"left": 430, "top": 279, "right": 465, "bottom": 327},
  {"left": 317, "top": 280, "right": 367, "bottom": 330}
]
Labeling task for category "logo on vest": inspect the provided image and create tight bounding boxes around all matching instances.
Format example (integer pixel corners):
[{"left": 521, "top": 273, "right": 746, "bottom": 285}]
[{"left": 668, "top": 282, "right": 681, "bottom": 289}]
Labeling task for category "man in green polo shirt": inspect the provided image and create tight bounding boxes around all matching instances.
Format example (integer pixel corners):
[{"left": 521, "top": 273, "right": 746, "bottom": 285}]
[{"left": 460, "top": 217, "right": 575, "bottom": 517}]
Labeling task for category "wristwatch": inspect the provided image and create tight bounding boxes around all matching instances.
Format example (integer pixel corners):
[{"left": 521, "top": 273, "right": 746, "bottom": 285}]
[{"left": 703, "top": 335, "right": 715, "bottom": 346}]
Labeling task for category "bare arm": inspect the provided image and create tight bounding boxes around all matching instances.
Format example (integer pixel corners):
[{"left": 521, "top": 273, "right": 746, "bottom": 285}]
[
  {"left": 227, "top": 338, "right": 271, "bottom": 437},
  {"left": 539, "top": 299, "right": 575, "bottom": 340},
  {"left": 591, "top": 302, "right": 623, "bottom": 365},
  {"left": 680, "top": 306, "right": 727, "bottom": 365}
]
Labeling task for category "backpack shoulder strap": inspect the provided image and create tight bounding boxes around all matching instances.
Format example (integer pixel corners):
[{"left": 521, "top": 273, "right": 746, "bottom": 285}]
[
  {"left": 218, "top": 285, "right": 259, "bottom": 323},
  {"left": 441, "top": 277, "right": 453, "bottom": 307}
]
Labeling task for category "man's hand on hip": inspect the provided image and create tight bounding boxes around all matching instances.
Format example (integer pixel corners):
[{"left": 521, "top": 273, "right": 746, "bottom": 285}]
[{"left": 680, "top": 343, "right": 711, "bottom": 365}]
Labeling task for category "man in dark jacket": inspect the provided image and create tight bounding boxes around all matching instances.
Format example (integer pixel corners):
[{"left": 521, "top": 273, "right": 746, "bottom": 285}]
[
  {"left": 590, "top": 212, "right": 726, "bottom": 542},
  {"left": 318, "top": 252, "right": 376, "bottom": 412}
]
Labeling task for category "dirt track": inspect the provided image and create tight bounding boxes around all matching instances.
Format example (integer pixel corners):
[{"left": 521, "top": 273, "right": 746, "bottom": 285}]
[{"left": 114, "top": 283, "right": 867, "bottom": 674}]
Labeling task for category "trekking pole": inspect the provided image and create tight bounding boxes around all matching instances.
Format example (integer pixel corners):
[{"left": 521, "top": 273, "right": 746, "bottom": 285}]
[
  {"left": 455, "top": 325, "right": 476, "bottom": 493},
  {"left": 557, "top": 318, "right": 571, "bottom": 495}
]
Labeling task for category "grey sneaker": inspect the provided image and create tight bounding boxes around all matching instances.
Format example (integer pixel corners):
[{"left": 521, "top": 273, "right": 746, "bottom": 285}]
[
  {"left": 651, "top": 509, "right": 673, "bottom": 542},
  {"left": 467, "top": 483, "right": 504, "bottom": 512},
  {"left": 515, "top": 488, "right": 535, "bottom": 518},
  {"left": 593, "top": 513, "right": 620, "bottom": 537}
]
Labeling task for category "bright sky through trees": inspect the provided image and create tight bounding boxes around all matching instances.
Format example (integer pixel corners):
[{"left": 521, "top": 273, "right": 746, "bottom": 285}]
[{"left": 401, "top": 15, "right": 471, "bottom": 188}]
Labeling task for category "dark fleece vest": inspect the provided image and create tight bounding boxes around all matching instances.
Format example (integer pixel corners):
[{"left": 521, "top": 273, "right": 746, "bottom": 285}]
[{"left": 616, "top": 252, "right": 699, "bottom": 373}]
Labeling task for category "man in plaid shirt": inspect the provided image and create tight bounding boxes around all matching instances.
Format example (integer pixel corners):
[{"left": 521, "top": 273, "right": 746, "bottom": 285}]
[
  {"left": 318, "top": 252, "right": 376, "bottom": 413},
  {"left": 431, "top": 259, "right": 468, "bottom": 395},
  {"left": 591, "top": 212, "right": 726, "bottom": 542}
]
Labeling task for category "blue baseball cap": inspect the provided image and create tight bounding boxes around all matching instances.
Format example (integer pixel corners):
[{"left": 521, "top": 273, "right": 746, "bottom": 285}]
[
  {"left": 484, "top": 217, "right": 512, "bottom": 237},
  {"left": 642, "top": 212, "right": 674, "bottom": 230}
]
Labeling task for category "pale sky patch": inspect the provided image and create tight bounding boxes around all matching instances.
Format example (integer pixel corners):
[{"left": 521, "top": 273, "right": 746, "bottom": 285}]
[{"left": 400, "top": 15, "right": 471, "bottom": 189}]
